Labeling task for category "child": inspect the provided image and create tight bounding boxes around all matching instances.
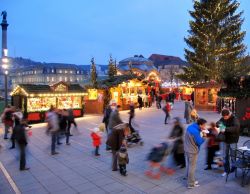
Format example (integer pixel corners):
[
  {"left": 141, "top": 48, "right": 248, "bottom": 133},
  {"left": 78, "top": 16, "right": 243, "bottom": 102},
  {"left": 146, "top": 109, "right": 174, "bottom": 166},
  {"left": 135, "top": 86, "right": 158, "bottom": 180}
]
[
  {"left": 117, "top": 144, "right": 129, "bottom": 176},
  {"left": 91, "top": 127, "right": 102, "bottom": 156},
  {"left": 204, "top": 122, "right": 220, "bottom": 170}
]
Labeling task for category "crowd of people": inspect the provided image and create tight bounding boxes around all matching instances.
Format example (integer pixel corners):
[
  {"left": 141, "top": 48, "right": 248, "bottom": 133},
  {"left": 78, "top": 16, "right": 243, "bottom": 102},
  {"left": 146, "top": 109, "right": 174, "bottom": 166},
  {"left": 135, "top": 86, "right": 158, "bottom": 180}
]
[{"left": 0, "top": 92, "right": 241, "bottom": 189}]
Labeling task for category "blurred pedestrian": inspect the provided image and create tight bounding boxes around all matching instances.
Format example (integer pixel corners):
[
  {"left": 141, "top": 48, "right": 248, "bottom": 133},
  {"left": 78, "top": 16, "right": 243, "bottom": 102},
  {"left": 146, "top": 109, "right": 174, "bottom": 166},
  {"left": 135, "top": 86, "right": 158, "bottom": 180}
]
[
  {"left": 204, "top": 122, "right": 220, "bottom": 170},
  {"left": 169, "top": 117, "right": 185, "bottom": 168},
  {"left": 184, "top": 99, "right": 193, "bottom": 124},
  {"left": 58, "top": 109, "right": 69, "bottom": 145},
  {"left": 67, "top": 108, "right": 77, "bottom": 136},
  {"left": 47, "top": 106, "right": 60, "bottom": 155},
  {"left": 163, "top": 101, "right": 171, "bottom": 124},
  {"left": 1, "top": 105, "right": 14, "bottom": 139},
  {"left": 102, "top": 104, "right": 112, "bottom": 134},
  {"left": 137, "top": 95, "right": 143, "bottom": 110},
  {"left": 15, "top": 120, "right": 29, "bottom": 171},
  {"left": 10, "top": 108, "right": 23, "bottom": 149}
]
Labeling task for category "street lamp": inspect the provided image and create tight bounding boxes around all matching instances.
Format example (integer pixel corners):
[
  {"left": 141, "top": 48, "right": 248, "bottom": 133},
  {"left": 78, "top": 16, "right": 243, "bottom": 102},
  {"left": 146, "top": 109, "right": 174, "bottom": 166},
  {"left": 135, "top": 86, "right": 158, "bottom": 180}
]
[{"left": 1, "top": 48, "right": 9, "bottom": 107}]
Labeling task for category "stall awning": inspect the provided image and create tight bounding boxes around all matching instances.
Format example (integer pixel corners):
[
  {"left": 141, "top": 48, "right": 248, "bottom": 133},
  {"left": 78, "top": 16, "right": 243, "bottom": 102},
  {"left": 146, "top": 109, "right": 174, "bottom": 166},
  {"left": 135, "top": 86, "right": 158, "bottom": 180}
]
[{"left": 11, "top": 82, "right": 87, "bottom": 97}]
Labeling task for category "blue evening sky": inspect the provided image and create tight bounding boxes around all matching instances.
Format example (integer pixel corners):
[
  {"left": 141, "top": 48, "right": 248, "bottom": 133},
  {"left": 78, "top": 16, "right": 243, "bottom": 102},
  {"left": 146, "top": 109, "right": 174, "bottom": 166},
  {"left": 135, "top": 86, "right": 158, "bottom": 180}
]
[{"left": 1, "top": 0, "right": 250, "bottom": 65}]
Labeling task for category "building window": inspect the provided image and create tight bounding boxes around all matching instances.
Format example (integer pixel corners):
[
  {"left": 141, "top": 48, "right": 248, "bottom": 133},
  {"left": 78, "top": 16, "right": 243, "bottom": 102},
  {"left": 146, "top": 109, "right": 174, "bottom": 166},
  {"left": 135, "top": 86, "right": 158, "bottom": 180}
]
[
  {"left": 47, "top": 77, "right": 49, "bottom": 82},
  {"left": 77, "top": 71, "right": 79, "bottom": 74},
  {"left": 65, "top": 77, "right": 68, "bottom": 81},
  {"left": 59, "top": 70, "right": 62, "bottom": 74},
  {"left": 52, "top": 69, "right": 54, "bottom": 73},
  {"left": 65, "top": 70, "right": 68, "bottom": 74},
  {"left": 52, "top": 77, "right": 54, "bottom": 82},
  {"left": 59, "top": 76, "right": 62, "bottom": 81}
]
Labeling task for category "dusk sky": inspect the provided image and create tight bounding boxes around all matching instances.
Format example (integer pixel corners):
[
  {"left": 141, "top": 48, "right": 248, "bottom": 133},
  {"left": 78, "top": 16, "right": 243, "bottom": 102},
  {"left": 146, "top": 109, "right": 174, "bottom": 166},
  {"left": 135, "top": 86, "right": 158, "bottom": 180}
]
[{"left": 1, "top": 0, "right": 250, "bottom": 65}]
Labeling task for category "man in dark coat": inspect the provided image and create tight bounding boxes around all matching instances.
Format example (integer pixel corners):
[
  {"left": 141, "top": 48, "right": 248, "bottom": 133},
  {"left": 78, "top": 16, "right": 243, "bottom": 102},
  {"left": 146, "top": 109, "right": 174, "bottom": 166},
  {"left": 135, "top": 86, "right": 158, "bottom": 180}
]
[
  {"left": 106, "top": 123, "right": 130, "bottom": 171},
  {"left": 216, "top": 109, "right": 240, "bottom": 176},
  {"left": 14, "top": 121, "right": 29, "bottom": 171},
  {"left": 102, "top": 105, "right": 112, "bottom": 134}
]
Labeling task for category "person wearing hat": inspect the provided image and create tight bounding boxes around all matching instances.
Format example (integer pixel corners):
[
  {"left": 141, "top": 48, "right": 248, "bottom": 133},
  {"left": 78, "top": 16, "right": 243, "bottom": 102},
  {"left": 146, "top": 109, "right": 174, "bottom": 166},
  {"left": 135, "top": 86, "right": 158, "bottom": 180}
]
[
  {"left": 117, "top": 144, "right": 129, "bottom": 176},
  {"left": 216, "top": 109, "right": 240, "bottom": 177},
  {"left": 91, "top": 127, "right": 102, "bottom": 156}
]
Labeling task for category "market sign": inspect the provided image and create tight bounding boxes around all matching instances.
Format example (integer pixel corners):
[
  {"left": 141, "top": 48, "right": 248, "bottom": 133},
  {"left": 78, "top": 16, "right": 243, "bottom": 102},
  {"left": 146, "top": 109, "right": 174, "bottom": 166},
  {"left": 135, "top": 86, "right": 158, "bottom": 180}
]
[
  {"left": 54, "top": 84, "right": 68, "bottom": 92},
  {"left": 88, "top": 89, "right": 98, "bottom": 100}
]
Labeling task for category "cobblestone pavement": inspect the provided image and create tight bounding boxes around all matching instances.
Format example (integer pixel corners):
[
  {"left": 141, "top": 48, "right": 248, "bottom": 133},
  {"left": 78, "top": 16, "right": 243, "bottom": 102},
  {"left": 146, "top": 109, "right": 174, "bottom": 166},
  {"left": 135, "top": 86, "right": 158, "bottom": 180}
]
[{"left": 0, "top": 101, "right": 249, "bottom": 194}]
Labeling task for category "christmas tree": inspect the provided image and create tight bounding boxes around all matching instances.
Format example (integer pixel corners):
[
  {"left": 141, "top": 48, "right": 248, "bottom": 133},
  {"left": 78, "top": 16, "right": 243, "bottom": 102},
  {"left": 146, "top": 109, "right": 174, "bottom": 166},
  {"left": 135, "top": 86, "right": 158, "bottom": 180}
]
[
  {"left": 179, "top": 0, "right": 247, "bottom": 82},
  {"left": 108, "top": 54, "right": 117, "bottom": 79},
  {"left": 90, "top": 57, "right": 98, "bottom": 88}
]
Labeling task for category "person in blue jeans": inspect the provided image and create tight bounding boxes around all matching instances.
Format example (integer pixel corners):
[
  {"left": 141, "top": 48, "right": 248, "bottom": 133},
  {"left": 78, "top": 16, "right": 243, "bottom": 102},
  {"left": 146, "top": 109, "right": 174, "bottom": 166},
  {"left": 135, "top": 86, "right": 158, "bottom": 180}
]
[
  {"left": 184, "top": 118, "right": 207, "bottom": 189},
  {"left": 216, "top": 109, "right": 240, "bottom": 176}
]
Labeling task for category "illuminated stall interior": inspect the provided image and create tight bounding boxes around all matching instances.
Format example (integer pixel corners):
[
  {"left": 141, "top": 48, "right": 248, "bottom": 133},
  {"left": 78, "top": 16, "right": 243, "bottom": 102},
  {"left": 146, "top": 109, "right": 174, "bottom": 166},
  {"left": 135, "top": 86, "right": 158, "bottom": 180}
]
[
  {"left": 194, "top": 82, "right": 221, "bottom": 111},
  {"left": 11, "top": 82, "right": 87, "bottom": 122}
]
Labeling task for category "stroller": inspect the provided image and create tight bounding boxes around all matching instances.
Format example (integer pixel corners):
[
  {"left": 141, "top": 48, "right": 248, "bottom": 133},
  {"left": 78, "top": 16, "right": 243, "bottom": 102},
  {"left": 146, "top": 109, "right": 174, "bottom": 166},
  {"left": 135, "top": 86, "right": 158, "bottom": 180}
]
[
  {"left": 126, "top": 116, "right": 144, "bottom": 146},
  {"left": 145, "top": 142, "right": 175, "bottom": 179},
  {"left": 126, "top": 128, "right": 144, "bottom": 146}
]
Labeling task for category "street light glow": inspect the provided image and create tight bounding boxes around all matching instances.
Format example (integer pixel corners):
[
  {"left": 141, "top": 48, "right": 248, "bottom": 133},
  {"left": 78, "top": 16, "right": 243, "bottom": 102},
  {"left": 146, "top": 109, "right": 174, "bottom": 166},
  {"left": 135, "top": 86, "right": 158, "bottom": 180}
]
[
  {"left": 2, "top": 57, "right": 8, "bottom": 63},
  {"left": 3, "top": 49, "right": 8, "bottom": 56}
]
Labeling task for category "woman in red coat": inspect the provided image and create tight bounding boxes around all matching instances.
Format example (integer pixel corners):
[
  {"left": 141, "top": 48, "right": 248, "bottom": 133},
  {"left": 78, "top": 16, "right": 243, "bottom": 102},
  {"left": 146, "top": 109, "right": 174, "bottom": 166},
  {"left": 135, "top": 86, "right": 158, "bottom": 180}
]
[{"left": 91, "top": 128, "right": 102, "bottom": 156}]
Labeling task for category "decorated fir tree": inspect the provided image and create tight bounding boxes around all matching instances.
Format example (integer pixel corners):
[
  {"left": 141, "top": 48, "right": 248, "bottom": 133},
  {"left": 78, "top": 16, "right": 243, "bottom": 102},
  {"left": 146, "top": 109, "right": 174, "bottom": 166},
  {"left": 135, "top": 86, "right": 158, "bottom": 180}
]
[
  {"left": 90, "top": 57, "right": 98, "bottom": 88},
  {"left": 179, "top": 0, "right": 247, "bottom": 82},
  {"left": 108, "top": 55, "right": 117, "bottom": 79}
]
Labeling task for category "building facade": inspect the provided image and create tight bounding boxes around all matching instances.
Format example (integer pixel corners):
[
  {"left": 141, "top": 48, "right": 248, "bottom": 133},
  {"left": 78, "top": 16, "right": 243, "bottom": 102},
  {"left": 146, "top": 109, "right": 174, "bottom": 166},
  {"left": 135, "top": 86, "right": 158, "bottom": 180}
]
[
  {"left": 149, "top": 54, "right": 189, "bottom": 83},
  {"left": 10, "top": 63, "right": 87, "bottom": 88}
]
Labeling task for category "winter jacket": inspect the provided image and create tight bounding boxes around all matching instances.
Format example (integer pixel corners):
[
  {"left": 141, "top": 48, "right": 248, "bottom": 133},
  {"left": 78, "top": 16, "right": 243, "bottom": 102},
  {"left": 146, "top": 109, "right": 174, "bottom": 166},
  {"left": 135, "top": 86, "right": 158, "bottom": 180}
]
[
  {"left": 106, "top": 128, "right": 125, "bottom": 151},
  {"left": 117, "top": 151, "right": 129, "bottom": 165},
  {"left": 217, "top": 115, "right": 240, "bottom": 144},
  {"left": 207, "top": 127, "right": 219, "bottom": 147},
  {"left": 91, "top": 132, "right": 101, "bottom": 147},
  {"left": 184, "top": 123, "right": 205, "bottom": 154},
  {"left": 108, "top": 110, "right": 123, "bottom": 131},
  {"left": 14, "top": 124, "right": 28, "bottom": 145}
]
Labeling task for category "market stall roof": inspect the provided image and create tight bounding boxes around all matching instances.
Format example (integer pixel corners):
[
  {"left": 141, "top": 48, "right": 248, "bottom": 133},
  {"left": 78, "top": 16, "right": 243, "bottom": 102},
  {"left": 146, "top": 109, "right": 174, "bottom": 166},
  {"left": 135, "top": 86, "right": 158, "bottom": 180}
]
[
  {"left": 193, "top": 82, "right": 221, "bottom": 88},
  {"left": 11, "top": 82, "right": 87, "bottom": 97}
]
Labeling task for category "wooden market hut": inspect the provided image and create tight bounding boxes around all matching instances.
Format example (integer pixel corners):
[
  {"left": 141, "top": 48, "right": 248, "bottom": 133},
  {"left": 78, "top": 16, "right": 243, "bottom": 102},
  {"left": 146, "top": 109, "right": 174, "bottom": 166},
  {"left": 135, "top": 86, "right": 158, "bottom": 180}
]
[
  {"left": 194, "top": 81, "right": 221, "bottom": 111},
  {"left": 11, "top": 82, "right": 87, "bottom": 123}
]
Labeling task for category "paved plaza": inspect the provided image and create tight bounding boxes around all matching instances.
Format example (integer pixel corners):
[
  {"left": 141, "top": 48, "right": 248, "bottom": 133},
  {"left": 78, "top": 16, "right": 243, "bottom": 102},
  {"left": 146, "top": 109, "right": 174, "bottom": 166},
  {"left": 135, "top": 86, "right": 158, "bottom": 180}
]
[{"left": 0, "top": 101, "right": 249, "bottom": 194}]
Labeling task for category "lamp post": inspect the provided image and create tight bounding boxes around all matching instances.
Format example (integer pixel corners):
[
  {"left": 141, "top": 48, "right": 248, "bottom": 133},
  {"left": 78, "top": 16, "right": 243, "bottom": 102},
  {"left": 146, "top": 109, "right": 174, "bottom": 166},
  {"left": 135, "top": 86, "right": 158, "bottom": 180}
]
[
  {"left": 2, "top": 49, "right": 8, "bottom": 107},
  {"left": 1, "top": 11, "right": 9, "bottom": 107}
]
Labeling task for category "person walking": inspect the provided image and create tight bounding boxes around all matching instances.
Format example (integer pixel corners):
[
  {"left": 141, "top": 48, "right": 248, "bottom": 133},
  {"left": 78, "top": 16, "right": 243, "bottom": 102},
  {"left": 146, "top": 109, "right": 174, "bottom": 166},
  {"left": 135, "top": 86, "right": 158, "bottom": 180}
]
[
  {"left": 58, "top": 109, "right": 69, "bottom": 145},
  {"left": 137, "top": 95, "right": 143, "bottom": 110},
  {"left": 169, "top": 117, "right": 185, "bottom": 168},
  {"left": 10, "top": 108, "right": 23, "bottom": 149},
  {"left": 216, "top": 109, "right": 240, "bottom": 176},
  {"left": 67, "top": 108, "right": 77, "bottom": 136},
  {"left": 184, "top": 118, "right": 207, "bottom": 189},
  {"left": 1, "top": 105, "right": 14, "bottom": 139},
  {"left": 47, "top": 106, "right": 60, "bottom": 155},
  {"left": 102, "top": 104, "right": 112, "bottom": 134},
  {"left": 15, "top": 120, "right": 29, "bottom": 171},
  {"left": 128, "top": 103, "right": 135, "bottom": 133},
  {"left": 184, "top": 99, "right": 193, "bottom": 124},
  {"left": 163, "top": 101, "right": 171, "bottom": 124}
]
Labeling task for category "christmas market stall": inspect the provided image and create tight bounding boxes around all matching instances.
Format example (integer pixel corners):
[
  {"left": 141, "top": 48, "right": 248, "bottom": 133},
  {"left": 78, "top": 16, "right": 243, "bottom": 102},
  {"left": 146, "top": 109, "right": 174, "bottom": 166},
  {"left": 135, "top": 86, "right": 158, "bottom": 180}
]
[
  {"left": 218, "top": 76, "right": 250, "bottom": 136},
  {"left": 10, "top": 82, "right": 87, "bottom": 123},
  {"left": 193, "top": 81, "right": 221, "bottom": 111}
]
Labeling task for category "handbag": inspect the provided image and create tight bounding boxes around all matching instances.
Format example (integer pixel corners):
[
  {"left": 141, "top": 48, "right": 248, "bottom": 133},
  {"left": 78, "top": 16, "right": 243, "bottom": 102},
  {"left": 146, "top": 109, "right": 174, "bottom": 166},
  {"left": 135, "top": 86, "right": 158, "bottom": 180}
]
[{"left": 215, "top": 132, "right": 225, "bottom": 142}]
